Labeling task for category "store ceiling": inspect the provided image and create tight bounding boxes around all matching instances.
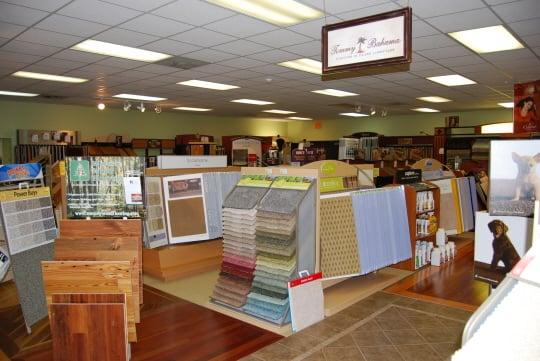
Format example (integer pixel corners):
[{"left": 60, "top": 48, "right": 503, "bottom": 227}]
[{"left": 0, "top": 0, "right": 539, "bottom": 119}]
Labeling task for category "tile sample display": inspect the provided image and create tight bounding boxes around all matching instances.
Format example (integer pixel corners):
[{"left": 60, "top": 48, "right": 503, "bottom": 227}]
[
  {"left": 163, "top": 174, "right": 209, "bottom": 243},
  {"left": 42, "top": 260, "right": 137, "bottom": 342},
  {"left": 143, "top": 177, "right": 168, "bottom": 249},
  {"left": 0, "top": 186, "right": 57, "bottom": 330},
  {"left": 49, "top": 294, "right": 128, "bottom": 361},
  {"left": 66, "top": 156, "right": 144, "bottom": 219}
]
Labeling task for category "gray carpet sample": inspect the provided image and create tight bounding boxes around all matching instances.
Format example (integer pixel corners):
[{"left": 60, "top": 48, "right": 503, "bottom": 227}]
[
  {"left": 257, "top": 189, "right": 308, "bottom": 215},
  {"left": 223, "top": 186, "right": 269, "bottom": 210},
  {"left": 11, "top": 242, "right": 54, "bottom": 330}
]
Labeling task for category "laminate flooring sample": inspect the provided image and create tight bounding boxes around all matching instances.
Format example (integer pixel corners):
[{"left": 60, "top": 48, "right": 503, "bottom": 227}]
[
  {"left": 50, "top": 301, "right": 128, "bottom": 361},
  {"left": 42, "top": 261, "right": 136, "bottom": 342}
]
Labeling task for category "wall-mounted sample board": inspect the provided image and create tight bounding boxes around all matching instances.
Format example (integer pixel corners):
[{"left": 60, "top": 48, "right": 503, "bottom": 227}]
[
  {"left": 0, "top": 186, "right": 57, "bottom": 330},
  {"left": 42, "top": 260, "right": 137, "bottom": 342},
  {"left": 65, "top": 156, "right": 144, "bottom": 219}
]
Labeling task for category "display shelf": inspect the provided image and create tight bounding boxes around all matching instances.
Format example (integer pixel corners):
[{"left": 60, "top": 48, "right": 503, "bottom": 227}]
[
  {"left": 416, "top": 232, "right": 436, "bottom": 240},
  {"left": 416, "top": 209, "right": 435, "bottom": 215}
]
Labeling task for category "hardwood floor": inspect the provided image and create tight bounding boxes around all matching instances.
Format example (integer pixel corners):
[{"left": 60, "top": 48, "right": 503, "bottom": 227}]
[{"left": 0, "top": 284, "right": 281, "bottom": 361}]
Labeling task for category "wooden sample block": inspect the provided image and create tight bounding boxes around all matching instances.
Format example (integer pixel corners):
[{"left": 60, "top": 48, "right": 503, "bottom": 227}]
[
  {"left": 54, "top": 237, "right": 141, "bottom": 322},
  {"left": 50, "top": 297, "right": 128, "bottom": 361},
  {"left": 42, "top": 261, "right": 137, "bottom": 342},
  {"left": 58, "top": 219, "right": 143, "bottom": 302}
]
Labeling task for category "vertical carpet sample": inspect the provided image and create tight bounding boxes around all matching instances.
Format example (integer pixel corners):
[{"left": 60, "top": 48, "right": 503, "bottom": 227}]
[
  {"left": 143, "top": 177, "right": 168, "bottom": 249},
  {"left": 168, "top": 197, "right": 207, "bottom": 238},
  {"left": 431, "top": 179, "right": 459, "bottom": 235},
  {"left": 320, "top": 195, "right": 360, "bottom": 278}
]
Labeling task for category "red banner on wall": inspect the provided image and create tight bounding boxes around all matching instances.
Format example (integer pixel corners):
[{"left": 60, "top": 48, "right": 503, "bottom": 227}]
[{"left": 514, "top": 80, "right": 540, "bottom": 133}]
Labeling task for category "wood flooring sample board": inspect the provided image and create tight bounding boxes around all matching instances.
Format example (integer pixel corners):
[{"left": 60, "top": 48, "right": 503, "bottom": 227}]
[
  {"left": 42, "top": 261, "right": 137, "bottom": 342},
  {"left": 54, "top": 237, "right": 141, "bottom": 321}
]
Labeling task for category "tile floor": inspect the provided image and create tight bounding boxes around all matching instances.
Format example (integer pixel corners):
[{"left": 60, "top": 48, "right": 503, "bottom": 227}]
[{"left": 242, "top": 292, "right": 472, "bottom": 361}]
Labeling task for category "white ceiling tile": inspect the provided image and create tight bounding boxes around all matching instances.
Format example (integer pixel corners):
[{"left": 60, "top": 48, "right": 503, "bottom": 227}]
[
  {"left": 412, "top": 20, "right": 440, "bottom": 38},
  {"left": 337, "top": 3, "right": 400, "bottom": 21},
  {"left": 141, "top": 39, "right": 202, "bottom": 55},
  {"left": 0, "top": 49, "right": 43, "bottom": 63},
  {"left": 412, "top": 34, "right": 457, "bottom": 51},
  {"left": 299, "top": 0, "right": 387, "bottom": 15},
  {"left": 397, "top": 0, "right": 485, "bottom": 18},
  {"left": 492, "top": 0, "right": 540, "bottom": 23},
  {"left": 218, "top": 57, "right": 267, "bottom": 69},
  {"left": 247, "top": 29, "right": 313, "bottom": 48},
  {"left": 436, "top": 55, "right": 485, "bottom": 67},
  {"left": 2, "top": 39, "right": 61, "bottom": 56},
  {"left": 417, "top": 45, "right": 473, "bottom": 59},
  {"left": 70, "top": 63, "right": 125, "bottom": 76},
  {"left": 282, "top": 40, "right": 320, "bottom": 57},
  {"left": 58, "top": 0, "right": 142, "bottom": 26},
  {"left": 0, "top": 21, "right": 25, "bottom": 39},
  {"left": 96, "top": 57, "right": 143, "bottom": 69},
  {"left": 2, "top": 0, "right": 71, "bottom": 12},
  {"left": 193, "top": 63, "right": 236, "bottom": 75},
  {"left": 182, "top": 48, "right": 236, "bottom": 62},
  {"left": 507, "top": 18, "right": 540, "bottom": 37},
  {"left": 224, "top": 69, "right": 265, "bottom": 80},
  {"left": 212, "top": 40, "right": 271, "bottom": 56},
  {"left": 375, "top": 72, "right": 419, "bottom": 81},
  {"left": 203, "top": 15, "right": 278, "bottom": 38},
  {"left": 170, "top": 28, "right": 236, "bottom": 47},
  {"left": 249, "top": 64, "right": 297, "bottom": 75},
  {"left": 0, "top": 3, "right": 48, "bottom": 26},
  {"left": 119, "top": 14, "right": 193, "bottom": 38},
  {"left": 113, "top": 70, "right": 157, "bottom": 80},
  {"left": 287, "top": 16, "right": 342, "bottom": 39},
  {"left": 35, "top": 14, "right": 109, "bottom": 37},
  {"left": 101, "top": 0, "right": 172, "bottom": 11},
  {"left": 94, "top": 28, "right": 159, "bottom": 47},
  {"left": 248, "top": 49, "right": 298, "bottom": 63},
  {"left": 15, "top": 28, "right": 83, "bottom": 47},
  {"left": 34, "top": 57, "right": 87, "bottom": 70},
  {"left": 425, "top": 8, "right": 501, "bottom": 33},
  {"left": 134, "top": 64, "right": 178, "bottom": 75},
  {"left": 522, "top": 33, "right": 540, "bottom": 47},
  {"left": 409, "top": 60, "right": 444, "bottom": 71},
  {"left": 152, "top": 0, "right": 235, "bottom": 26},
  {"left": 52, "top": 49, "right": 108, "bottom": 62},
  {"left": 482, "top": 48, "right": 535, "bottom": 63}
]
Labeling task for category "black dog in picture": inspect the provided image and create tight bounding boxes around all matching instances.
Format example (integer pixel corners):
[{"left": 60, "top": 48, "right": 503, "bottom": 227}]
[{"left": 488, "top": 220, "right": 521, "bottom": 273}]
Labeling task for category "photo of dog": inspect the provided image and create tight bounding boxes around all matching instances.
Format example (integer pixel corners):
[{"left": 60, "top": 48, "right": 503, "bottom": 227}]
[
  {"left": 488, "top": 219, "right": 521, "bottom": 273},
  {"left": 512, "top": 152, "right": 540, "bottom": 201}
]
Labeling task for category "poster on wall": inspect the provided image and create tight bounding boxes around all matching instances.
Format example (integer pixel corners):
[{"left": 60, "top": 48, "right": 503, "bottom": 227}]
[
  {"left": 474, "top": 211, "right": 533, "bottom": 285},
  {"left": 66, "top": 156, "right": 144, "bottom": 219},
  {"left": 513, "top": 80, "right": 540, "bottom": 134},
  {"left": 489, "top": 140, "right": 540, "bottom": 217}
]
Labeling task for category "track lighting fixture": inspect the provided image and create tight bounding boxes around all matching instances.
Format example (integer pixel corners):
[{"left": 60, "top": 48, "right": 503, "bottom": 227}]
[
  {"left": 370, "top": 106, "right": 376, "bottom": 116},
  {"left": 154, "top": 105, "right": 162, "bottom": 114},
  {"left": 381, "top": 109, "right": 388, "bottom": 117},
  {"left": 137, "top": 102, "right": 145, "bottom": 113},
  {"left": 97, "top": 102, "right": 105, "bottom": 110},
  {"left": 123, "top": 101, "right": 131, "bottom": 111}
]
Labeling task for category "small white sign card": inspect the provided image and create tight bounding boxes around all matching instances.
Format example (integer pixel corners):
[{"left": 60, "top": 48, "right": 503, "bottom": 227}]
[{"left": 288, "top": 272, "right": 324, "bottom": 332}]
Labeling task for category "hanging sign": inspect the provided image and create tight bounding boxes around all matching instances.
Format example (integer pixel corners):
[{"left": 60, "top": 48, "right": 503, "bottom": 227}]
[{"left": 322, "top": 7, "right": 412, "bottom": 80}]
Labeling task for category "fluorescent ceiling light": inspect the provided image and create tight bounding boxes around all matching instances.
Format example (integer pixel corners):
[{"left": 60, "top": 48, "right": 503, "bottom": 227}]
[
  {"left": 207, "top": 0, "right": 323, "bottom": 26},
  {"left": 12, "top": 71, "right": 87, "bottom": 83},
  {"left": 0, "top": 90, "right": 39, "bottom": 97},
  {"left": 288, "top": 116, "right": 312, "bottom": 120},
  {"left": 427, "top": 74, "right": 476, "bottom": 86},
  {"left": 481, "top": 122, "right": 513, "bottom": 134},
  {"left": 449, "top": 25, "right": 523, "bottom": 54},
  {"left": 312, "top": 89, "right": 358, "bottom": 97},
  {"left": 113, "top": 93, "right": 167, "bottom": 101},
  {"left": 71, "top": 39, "right": 171, "bottom": 62},
  {"left": 417, "top": 96, "right": 451, "bottom": 103},
  {"left": 278, "top": 58, "right": 322, "bottom": 75},
  {"left": 262, "top": 109, "right": 296, "bottom": 114},
  {"left": 173, "top": 107, "right": 212, "bottom": 111},
  {"left": 412, "top": 107, "right": 440, "bottom": 113},
  {"left": 340, "top": 112, "right": 369, "bottom": 117},
  {"left": 498, "top": 102, "right": 514, "bottom": 108},
  {"left": 177, "top": 79, "right": 239, "bottom": 90},
  {"left": 231, "top": 99, "right": 274, "bottom": 105}
]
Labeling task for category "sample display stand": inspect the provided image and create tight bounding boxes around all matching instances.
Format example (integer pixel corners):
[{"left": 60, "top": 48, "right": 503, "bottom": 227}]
[{"left": 143, "top": 166, "right": 240, "bottom": 281}]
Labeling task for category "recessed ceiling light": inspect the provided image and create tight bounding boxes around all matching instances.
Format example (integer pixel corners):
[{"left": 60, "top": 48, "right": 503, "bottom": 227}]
[
  {"left": 278, "top": 58, "right": 322, "bottom": 75},
  {"left": 231, "top": 99, "right": 275, "bottom": 105},
  {"left": 12, "top": 71, "right": 88, "bottom": 83},
  {"left": 71, "top": 39, "right": 171, "bottom": 62},
  {"left": 481, "top": 122, "right": 513, "bottom": 134},
  {"left": 340, "top": 112, "right": 369, "bottom": 117},
  {"left": 312, "top": 89, "right": 358, "bottom": 97},
  {"left": 287, "top": 116, "right": 313, "bottom": 120},
  {"left": 207, "top": 0, "right": 323, "bottom": 26},
  {"left": 0, "top": 90, "right": 39, "bottom": 97},
  {"left": 177, "top": 79, "right": 239, "bottom": 90},
  {"left": 113, "top": 93, "right": 167, "bottom": 102},
  {"left": 417, "top": 96, "right": 452, "bottom": 103},
  {"left": 427, "top": 74, "right": 476, "bottom": 86},
  {"left": 412, "top": 108, "right": 440, "bottom": 113},
  {"left": 449, "top": 25, "right": 523, "bottom": 54},
  {"left": 262, "top": 109, "right": 296, "bottom": 114},
  {"left": 173, "top": 107, "right": 212, "bottom": 111},
  {"left": 498, "top": 102, "right": 514, "bottom": 108}
]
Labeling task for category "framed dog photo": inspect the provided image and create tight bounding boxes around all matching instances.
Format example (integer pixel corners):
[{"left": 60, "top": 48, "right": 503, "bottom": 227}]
[
  {"left": 474, "top": 211, "right": 533, "bottom": 285},
  {"left": 489, "top": 139, "right": 540, "bottom": 217}
]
